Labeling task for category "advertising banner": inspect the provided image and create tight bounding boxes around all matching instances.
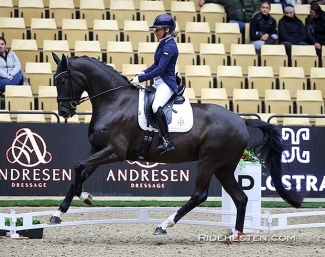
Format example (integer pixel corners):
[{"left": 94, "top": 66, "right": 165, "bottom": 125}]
[{"left": 0, "top": 123, "right": 324, "bottom": 198}]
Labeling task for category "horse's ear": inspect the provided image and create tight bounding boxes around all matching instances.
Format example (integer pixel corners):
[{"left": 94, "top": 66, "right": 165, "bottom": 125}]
[
  {"left": 61, "top": 54, "right": 68, "bottom": 70},
  {"left": 52, "top": 52, "right": 61, "bottom": 65}
]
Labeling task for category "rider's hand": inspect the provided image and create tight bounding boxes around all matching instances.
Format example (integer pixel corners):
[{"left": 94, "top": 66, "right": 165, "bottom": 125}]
[
  {"left": 136, "top": 71, "right": 145, "bottom": 76},
  {"left": 130, "top": 76, "right": 140, "bottom": 86}
]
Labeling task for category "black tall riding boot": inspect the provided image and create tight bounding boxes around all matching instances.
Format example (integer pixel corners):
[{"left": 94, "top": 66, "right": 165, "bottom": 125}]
[{"left": 155, "top": 107, "right": 175, "bottom": 153}]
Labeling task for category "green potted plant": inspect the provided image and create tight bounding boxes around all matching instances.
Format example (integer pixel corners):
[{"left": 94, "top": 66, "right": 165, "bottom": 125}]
[
  {"left": 1, "top": 217, "right": 43, "bottom": 239},
  {"left": 239, "top": 149, "right": 264, "bottom": 167}
]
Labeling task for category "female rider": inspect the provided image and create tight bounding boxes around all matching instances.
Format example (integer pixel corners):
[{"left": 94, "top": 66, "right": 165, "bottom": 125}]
[{"left": 130, "top": 14, "right": 178, "bottom": 153}]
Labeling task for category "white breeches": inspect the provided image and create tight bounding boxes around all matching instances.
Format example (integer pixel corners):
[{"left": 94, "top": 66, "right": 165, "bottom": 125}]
[{"left": 152, "top": 77, "right": 174, "bottom": 113}]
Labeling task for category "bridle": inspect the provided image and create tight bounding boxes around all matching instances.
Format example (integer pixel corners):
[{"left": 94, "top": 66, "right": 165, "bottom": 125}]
[{"left": 54, "top": 58, "right": 130, "bottom": 111}]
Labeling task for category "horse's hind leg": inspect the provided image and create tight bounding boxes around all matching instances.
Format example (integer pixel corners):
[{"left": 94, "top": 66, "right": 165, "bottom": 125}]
[
  {"left": 214, "top": 161, "right": 248, "bottom": 233},
  {"left": 154, "top": 164, "right": 213, "bottom": 235}
]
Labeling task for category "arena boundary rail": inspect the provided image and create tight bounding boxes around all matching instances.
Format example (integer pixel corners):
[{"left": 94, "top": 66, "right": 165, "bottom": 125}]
[{"left": 1, "top": 207, "right": 325, "bottom": 239}]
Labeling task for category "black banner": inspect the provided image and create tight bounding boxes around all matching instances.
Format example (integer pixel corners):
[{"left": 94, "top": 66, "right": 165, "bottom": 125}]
[{"left": 0, "top": 124, "right": 324, "bottom": 198}]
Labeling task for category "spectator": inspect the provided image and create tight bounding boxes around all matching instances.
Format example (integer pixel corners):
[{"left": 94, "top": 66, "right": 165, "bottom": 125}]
[
  {"left": 199, "top": 0, "right": 260, "bottom": 32},
  {"left": 278, "top": 4, "right": 308, "bottom": 62},
  {"left": 305, "top": 2, "right": 325, "bottom": 56},
  {"left": 0, "top": 37, "right": 24, "bottom": 93},
  {"left": 302, "top": 1, "right": 325, "bottom": 5},
  {"left": 250, "top": 1, "right": 278, "bottom": 53},
  {"left": 270, "top": 0, "right": 293, "bottom": 8}
]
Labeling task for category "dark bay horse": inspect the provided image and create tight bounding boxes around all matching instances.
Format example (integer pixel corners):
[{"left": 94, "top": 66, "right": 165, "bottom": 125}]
[{"left": 50, "top": 53, "right": 303, "bottom": 235}]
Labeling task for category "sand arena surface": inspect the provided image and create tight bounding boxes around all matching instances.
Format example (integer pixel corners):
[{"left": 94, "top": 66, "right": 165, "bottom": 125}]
[{"left": 0, "top": 207, "right": 325, "bottom": 257}]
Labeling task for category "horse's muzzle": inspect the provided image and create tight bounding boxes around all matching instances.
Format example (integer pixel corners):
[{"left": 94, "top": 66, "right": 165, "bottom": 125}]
[{"left": 58, "top": 102, "right": 76, "bottom": 119}]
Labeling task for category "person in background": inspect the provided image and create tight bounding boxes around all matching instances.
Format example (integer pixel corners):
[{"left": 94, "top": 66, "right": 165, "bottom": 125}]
[
  {"left": 278, "top": 4, "right": 308, "bottom": 63},
  {"left": 270, "top": 0, "right": 293, "bottom": 8},
  {"left": 305, "top": 2, "right": 325, "bottom": 56},
  {"left": 0, "top": 37, "right": 24, "bottom": 93},
  {"left": 198, "top": 0, "right": 260, "bottom": 32},
  {"left": 250, "top": 1, "right": 278, "bottom": 53},
  {"left": 130, "top": 14, "right": 178, "bottom": 153},
  {"left": 302, "top": 0, "right": 325, "bottom": 5}
]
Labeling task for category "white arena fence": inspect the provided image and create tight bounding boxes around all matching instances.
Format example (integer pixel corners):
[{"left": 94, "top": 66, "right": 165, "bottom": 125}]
[{"left": 1, "top": 207, "right": 325, "bottom": 238}]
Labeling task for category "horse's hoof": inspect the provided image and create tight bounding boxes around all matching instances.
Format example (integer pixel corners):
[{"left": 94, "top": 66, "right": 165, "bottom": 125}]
[
  {"left": 49, "top": 216, "right": 62, "bottom": 225},
  {"left": 153, "top": 227, "right": 167, "bottom": 235},
  {"left": 80, "top": 192, "right": 93, "bottom": 206},
  {"left": 83, "top": 195, "right": 93, "bottom": 206}
]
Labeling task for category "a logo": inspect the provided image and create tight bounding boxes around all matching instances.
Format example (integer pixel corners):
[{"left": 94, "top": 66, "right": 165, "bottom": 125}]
[
  {"left": 127, "top": 160, "right": 165, "bottom": 168},
  {"left": 282, "top": 128, "right": 310, "bottom": 163},
  {"left": 6, "top": 128, "right": 52, "bottom": 168}
]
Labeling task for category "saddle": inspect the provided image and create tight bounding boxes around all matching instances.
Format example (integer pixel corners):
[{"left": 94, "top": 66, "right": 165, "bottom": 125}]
[{"left": 143, "top": 84, "right": 185, "bottom": 129}]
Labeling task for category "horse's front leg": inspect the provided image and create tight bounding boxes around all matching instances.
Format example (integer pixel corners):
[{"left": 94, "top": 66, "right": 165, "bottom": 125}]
[
  {"left": 50, "top": 163, "right": 97, "bottom": 224},
  {"left": 50, "top": 146, "right": 118, "bottom": 224}
]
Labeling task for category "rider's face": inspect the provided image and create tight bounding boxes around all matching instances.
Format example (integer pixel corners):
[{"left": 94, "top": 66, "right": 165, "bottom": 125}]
[{"left": 154, "top": 27, "right": 168, "bottom": 40}]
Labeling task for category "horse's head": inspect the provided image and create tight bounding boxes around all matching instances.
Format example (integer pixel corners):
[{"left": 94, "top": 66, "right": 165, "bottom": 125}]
[{"left": 52, "top": 53, "right": 86, "bottom": 119}]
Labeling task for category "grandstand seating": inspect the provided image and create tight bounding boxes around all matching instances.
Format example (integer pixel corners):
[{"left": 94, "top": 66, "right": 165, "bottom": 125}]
[
  {"left": 183, "top": 88, "right": 197, "bottom": 103},
  {"left": 310, "top": 67, "right": 325, "bottom": 98},
  {"left": 200, "top": 3, "right": 226, "bottom": 31},
  {"left": 106, "top": 41, "right": 134, "bottom": 72},
  {"left": 184, "top": 22, "right": 212, "bottom": 52},
  {"left": 291, "top": 45, "right": 318, "bottom": 76},
  {"left": 5, "top": 86, "right": 35, "bottom": 120},
  {"left": 1, "top": 1, "right": 324, "bottom": 124},
  {"left": 138, "top": 42, "right": 159, "bottom": 67},
  {"left": 110, "top": 0, "right": 136, "bottom": 29},
  {"left": 139, "top": 0, "right": 165, "bottom": 24},
  {"left": 247, "top": 66, "right": 275, "bottom": 98},
  {"left": 261, "top": 45, "right": 288, "bottom": 76},
  {"left": 25, "top": 62, "right": 53, "bottom": 95},
  {"left": 282, "top": 116, "right": 311, "bottom": 126},
  {"left": 79, "top": 0, "right": 106, "bottom": 28},
  {"left": 200, "top": 88, "right": 229, "bottom": 109},
  {"left": 31, "top": 18, "right": 58, "bottom": 49},
  {"left": 61, "top": 19, "right": 88, "bottom": 49},
  {"left": 16, "top": 111, "right": 47, "bottom": 123},
  {"left": 176, "top": 43, "right": 196, "bottom": 74},
  {"left": 18, "top": 0, "right": 45, "bottom": 27},
  {"left": 0, "top": 17, "right": 26, "bottom": 47},
  {"left": 215, "top": 23, "right": 241, "bottom": 53},
  {"left": 199, "top": 43, "right": 227, "bottom": 75},
  {"left": 171, "top": 1, "right": 196, "bottom": 32},
  {"left": 230, "top": 44, "right": 258, "bottom": 75},
  {"left": 0, "top": 0, "right": 15, "bottom": 18},
  {"left": 216, "top": 65, "right": 245, "bottom": 97},
  {"left": 278, "top": 67, "right": 307, "bottom": 98},
  {"left": 185, "top": 65, "right": 213, "bottom": 98},
  {"left": 43, "top": 40, "right": 70, "bottom": 71},
  {"left": 233, "top": 89, "right": 261, "bottom": 113},
  {"left": 11, "top": 39, "right": 39, "bottom": 69},
  {"left": 93, "top": 19, "right": 120, "bottom": 50},
  {"left": 264, "top": 89, "right": 293, "bottom": 115},
  {"left": 123, "top": 20, "right": 151, "bottom": 51},
  {"left": 74, "top": 41, "right": 102, "bottom": 60},
  {"left": 49, "top": 0, "right": 75, "bottom": 28}
]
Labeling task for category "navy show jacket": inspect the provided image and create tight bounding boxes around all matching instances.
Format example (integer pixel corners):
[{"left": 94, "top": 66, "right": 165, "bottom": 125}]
[{"left": 138, "top": 36, "right": 178, "bottom": 94}]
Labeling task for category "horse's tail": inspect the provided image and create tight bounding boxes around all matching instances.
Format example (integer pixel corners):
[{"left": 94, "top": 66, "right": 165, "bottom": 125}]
[{"left": 245, "top": 119, "right": 303, "bottom": 208}]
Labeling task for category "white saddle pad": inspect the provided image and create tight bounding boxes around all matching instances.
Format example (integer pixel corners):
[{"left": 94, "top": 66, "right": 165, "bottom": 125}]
[{"left": 138, "top": 89, "right": 193, "bottom": 132}]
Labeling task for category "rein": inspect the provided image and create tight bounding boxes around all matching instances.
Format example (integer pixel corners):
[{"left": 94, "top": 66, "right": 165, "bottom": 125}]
[{"left": 78, "top": 84, "right": 131, "bottom": 105}]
